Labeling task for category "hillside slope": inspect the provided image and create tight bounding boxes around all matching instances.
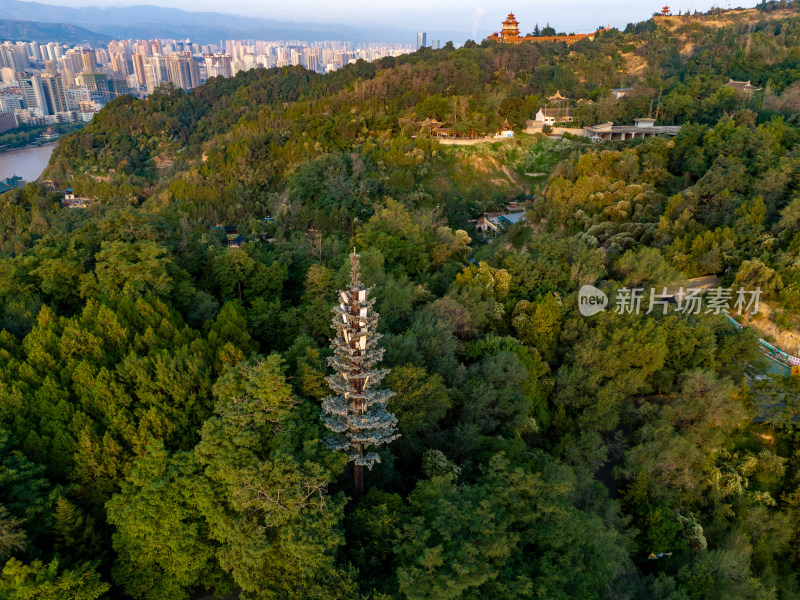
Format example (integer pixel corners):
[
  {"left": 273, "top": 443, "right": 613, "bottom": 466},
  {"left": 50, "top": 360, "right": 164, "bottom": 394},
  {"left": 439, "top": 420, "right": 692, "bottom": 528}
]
[{"left": 1, "top": 5, "right": 800, "bottom": 600}]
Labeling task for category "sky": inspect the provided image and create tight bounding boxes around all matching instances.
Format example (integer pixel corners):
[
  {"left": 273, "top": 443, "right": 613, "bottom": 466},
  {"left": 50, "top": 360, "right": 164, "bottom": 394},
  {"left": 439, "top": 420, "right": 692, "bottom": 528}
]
[{"left": 21, "top": 0, "right": 759, "bottom": 39}]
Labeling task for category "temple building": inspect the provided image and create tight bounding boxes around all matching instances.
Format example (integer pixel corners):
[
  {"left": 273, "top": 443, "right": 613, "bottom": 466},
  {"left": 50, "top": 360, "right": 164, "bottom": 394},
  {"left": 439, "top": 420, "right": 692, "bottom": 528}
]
[
  {"left": 723, "top": 79, "right": 762, "bottom": 96},
  {"left": 499, "top": 13, "right": 521, "bottom": 38},
  {"left": 584, "top": 119, "right": 681, "bottom": 141},
  {"left": 535, "top": 107, "right": 574, "bottom": 125},
  {"left": 488, "top": 12, "right": 607, "bottom": 44}
]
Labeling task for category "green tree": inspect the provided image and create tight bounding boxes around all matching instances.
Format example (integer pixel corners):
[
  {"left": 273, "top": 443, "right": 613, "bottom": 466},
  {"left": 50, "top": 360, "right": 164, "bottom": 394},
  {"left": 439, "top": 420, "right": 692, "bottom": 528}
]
[
  {"left": 512, "top": 292, "right": 563, "bottom": 362},
  {"left": 396, "top": 454, "right": 631, "bottom": 600},
  {"left": 385, "top": 365, "right": 450, "bottom": 437},
  {"left": 106, "top": 444, "right": 224, "bottom": 600},
  {"left": 0, "top": 558, "right": 109, "bottom": 600},
  {"left": 87, "top": 241, "right": 173, "bottom": 300}
]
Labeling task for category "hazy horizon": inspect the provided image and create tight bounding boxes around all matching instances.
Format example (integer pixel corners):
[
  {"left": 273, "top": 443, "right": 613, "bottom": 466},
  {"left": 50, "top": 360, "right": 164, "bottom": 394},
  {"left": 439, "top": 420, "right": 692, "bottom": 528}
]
[{"left": 12, "top": 0, "right": 760, "bottom": 39}]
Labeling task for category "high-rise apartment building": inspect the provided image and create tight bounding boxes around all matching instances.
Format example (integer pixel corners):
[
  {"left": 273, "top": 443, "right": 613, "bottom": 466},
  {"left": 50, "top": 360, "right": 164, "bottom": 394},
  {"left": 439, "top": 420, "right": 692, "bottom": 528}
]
[
  {"left": 82, "top": 72, "right": 112, "bottom": 103},
  {"left": 66, "top": 86, "right": 91, "bottom": 110},
  {"left": 144, "top": 62, "right": 160, "bottom": 92},
  {"left": 82, "top": 49, "right": 99, "bottom": 73},
  {"left": 276, "top": 49, "right": 289, "bottom": 68},
  {"left": 0, "top": 43, "right": 30, "bottom": 72},
  {"left": 131, "top": 53, "right": 146, "bottom": 88},
  {"left": 204, "top": 53, "right": 232, "bottom": 78},
  {"left": 166, "top": 54, "right": 199, "bottom": 90},
  {"left": 25, "top": 42, "right": 41, "bottom": 62},
  {"left": 417, "top": 32, "right": 427, "bottom": 49},
  {"left": 20, "top": 74, "right": 48, "bottom": 115},
  {"left": 0, "top": 67, "right": 16, "bottom": 84},
  {"left": 152, "top": 55, "right": 169, "bottom": 82},
  {"left": 59, "top": 66, "right": 76, "bottom": 88},
  {"left": 41, "top": 73, "right": 68, "bottom": 114},
  {"left": 63, "top": 49, "right": 84, "bottom": 74},
  {"left": 110, "top": 54, "right": 129, "bottom": 78}
]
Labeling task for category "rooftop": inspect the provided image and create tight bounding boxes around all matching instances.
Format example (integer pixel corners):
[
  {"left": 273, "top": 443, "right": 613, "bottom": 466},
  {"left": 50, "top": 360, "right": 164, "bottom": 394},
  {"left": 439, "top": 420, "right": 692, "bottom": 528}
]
[
  {"left": 547, "top": 91, "right": 568, "bottom": 102},
  {"left": 539, "top": 107, "right": 574, "bottom": 117},
  {"left": 723, "top": 79, "right": 762, "bottom": 93},
  {"left": 585, "top": 121, "right": 681, "bottom": 135},
  {"left": 499, "top": 212, "right": 527, "bottom": 225}
]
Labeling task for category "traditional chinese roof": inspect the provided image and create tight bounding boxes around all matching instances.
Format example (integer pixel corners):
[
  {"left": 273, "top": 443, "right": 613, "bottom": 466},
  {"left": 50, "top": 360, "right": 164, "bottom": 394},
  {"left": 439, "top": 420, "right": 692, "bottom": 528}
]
[
  {"left": 419, "top": 118, "right": 444, "bottom": 128},
  {"left": 500, "top": 13, "right": 521, "bottom": 38},
  {"left": 539, "top": 107, "right": 574, "bottom": 117},
  {"left": 723, "top": 79, "right": 762, "bottom": 93},
  {"left": 547, "top": 90, "right": 568, "bottom": 102}
]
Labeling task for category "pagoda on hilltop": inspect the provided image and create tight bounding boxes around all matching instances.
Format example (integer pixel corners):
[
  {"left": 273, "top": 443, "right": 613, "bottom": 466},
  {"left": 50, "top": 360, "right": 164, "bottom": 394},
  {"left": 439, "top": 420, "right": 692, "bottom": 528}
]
[
  {"left": 488, "top": 12, "right": 608, "bottom": 44},
  {"left": 499, "top": 13, "right": 521, "bottom": 39}
]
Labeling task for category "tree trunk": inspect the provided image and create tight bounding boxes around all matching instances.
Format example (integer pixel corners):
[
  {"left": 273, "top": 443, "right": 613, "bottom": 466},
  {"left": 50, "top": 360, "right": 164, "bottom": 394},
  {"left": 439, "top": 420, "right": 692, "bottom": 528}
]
[{"left": 354, "top": 462, "right": 364, "bottom": 500}]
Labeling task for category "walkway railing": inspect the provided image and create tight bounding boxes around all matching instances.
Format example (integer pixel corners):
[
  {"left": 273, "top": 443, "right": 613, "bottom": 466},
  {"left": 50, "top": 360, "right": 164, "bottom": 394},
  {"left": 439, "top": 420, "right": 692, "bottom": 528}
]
[{"left": 726, "top": 314, "right": 800, "bottom": 368}]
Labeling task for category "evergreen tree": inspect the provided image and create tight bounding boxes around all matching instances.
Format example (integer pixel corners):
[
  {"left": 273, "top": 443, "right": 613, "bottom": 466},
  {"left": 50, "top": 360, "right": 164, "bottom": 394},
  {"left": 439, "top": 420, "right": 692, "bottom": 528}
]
[
  {"left": 0, "top": 505, "right": 26, "bottom": 561},
  {"left": 321, "top": 250, "right": 398, "bottom": 498},
  {"left": 0, "top": 558, "right": 109, "bottom": 600}
]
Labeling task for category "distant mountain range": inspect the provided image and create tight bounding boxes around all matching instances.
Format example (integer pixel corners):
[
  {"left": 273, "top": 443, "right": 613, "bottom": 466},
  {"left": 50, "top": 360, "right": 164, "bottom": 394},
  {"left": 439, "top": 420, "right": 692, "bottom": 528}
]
[
  {"left": 0, "top": 18, "right": 110, "bottom": 44},
  {"left": 0, "top": 0, "right": 466, "bottom": 44}
]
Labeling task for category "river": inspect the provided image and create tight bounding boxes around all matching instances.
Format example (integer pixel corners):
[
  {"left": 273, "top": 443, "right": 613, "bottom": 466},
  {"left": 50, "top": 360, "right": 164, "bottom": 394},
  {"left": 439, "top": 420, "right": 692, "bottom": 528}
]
[{"left": 0, "top": 143, "right": 57, "bottom": 182}]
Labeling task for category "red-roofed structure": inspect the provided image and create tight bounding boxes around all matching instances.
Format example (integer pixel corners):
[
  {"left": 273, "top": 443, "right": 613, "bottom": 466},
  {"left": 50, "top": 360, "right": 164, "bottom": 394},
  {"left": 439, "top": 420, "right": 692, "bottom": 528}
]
[{"left": 487, "top": 12, "right": 607, "bottom": 44}]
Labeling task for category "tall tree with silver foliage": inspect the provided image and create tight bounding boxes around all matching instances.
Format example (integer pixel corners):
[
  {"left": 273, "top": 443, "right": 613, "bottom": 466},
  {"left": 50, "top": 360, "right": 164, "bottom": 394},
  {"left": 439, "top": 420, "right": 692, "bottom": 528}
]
[{"left": 321, "top": 250, "right": 398, "bottom": 498}]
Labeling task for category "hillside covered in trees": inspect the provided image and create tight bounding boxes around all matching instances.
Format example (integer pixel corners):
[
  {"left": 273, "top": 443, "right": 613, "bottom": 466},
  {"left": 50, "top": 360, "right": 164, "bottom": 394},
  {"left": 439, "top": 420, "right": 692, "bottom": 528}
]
[{"left": 2, "top": 2, "right": 800, "bottom": 599}]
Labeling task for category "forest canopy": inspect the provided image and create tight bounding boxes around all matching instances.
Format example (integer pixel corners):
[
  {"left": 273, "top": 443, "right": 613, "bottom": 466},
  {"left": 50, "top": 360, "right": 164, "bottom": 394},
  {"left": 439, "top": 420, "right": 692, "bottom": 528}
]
[{"left": 2, "top": 4, "right": 800, "bottom": 599}]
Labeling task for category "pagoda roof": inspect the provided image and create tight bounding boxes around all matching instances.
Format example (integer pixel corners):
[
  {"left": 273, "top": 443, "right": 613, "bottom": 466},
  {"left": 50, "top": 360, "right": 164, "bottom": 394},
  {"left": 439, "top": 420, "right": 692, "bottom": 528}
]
[{"left": 547, "top": 90, "right": 569, "bottom": 102}]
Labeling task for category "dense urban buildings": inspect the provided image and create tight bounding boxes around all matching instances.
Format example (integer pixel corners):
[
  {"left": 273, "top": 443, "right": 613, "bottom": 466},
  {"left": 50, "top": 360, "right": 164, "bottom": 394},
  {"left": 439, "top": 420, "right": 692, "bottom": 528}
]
[{"left": 0, "top": 37, "right": 414, "bottom": 131}]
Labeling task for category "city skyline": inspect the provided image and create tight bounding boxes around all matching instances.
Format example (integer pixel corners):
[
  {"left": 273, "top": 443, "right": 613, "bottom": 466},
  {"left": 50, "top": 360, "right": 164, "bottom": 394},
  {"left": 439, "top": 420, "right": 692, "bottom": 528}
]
[{"left": 0, "top": 36, "right": 414, "bottom": 133}]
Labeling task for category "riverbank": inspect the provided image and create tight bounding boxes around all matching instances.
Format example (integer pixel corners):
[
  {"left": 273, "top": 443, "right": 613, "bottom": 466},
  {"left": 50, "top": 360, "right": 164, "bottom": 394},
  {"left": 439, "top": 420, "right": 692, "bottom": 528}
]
[
  {"left": 0, "top": 121, "right": 82, "bottom": 155},
  {"left": 0, "top": 142, "right": 57, "bottom": 181},
  {"left": 0, "top": 140, "right": 58, "bottom": 154}
]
